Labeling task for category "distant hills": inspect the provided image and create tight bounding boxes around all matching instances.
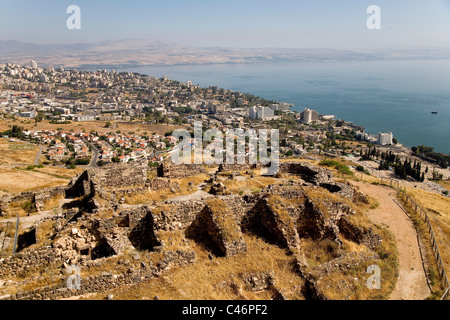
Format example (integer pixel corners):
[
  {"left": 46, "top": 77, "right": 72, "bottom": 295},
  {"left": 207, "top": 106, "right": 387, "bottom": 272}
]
[{"left": 0, "top": 39, "right": 449, "bottom": 68}]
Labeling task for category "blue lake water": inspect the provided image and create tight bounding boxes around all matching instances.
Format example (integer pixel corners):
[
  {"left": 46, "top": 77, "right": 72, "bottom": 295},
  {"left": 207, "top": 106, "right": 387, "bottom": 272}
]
[{"left": 112, "top": 60, "right": 450, "bottom": 154}]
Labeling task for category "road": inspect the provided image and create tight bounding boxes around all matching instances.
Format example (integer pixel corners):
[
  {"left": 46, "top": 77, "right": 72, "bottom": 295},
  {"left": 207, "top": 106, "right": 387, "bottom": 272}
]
[
  {"left": 352, "top": 181, "right": 431, "bottom": 300},
  {"left": 33, "top": 145, "right": 46, "bottom": 166},
  {"left": 86, "top": 142, "right": 99, "bottom": 168}
]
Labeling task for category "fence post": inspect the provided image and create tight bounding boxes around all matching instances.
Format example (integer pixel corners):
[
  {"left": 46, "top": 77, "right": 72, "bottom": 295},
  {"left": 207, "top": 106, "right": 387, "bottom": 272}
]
[{"left": 400, "top": 192, "right": 449, "bottom": 299}]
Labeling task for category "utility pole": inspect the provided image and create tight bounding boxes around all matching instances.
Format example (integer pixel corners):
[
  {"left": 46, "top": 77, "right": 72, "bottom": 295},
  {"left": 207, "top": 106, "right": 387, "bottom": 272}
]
[{"left": 12, "top": 214, "right": 19, "bottom": 255}]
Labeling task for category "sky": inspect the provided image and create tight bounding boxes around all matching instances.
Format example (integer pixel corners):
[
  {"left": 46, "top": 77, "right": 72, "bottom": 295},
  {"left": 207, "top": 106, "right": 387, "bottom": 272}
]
[{"left": 0, "top": 0, "right": 450, "bottom": 51}]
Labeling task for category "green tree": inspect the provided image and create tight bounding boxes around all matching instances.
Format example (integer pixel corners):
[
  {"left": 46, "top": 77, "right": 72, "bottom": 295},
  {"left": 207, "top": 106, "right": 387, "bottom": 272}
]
[
  {"left": 2, "top": 125, "right": 25, "bottom": 139},
  {"left": 35, "top": 111, "right": 45, "bottom": 123}
]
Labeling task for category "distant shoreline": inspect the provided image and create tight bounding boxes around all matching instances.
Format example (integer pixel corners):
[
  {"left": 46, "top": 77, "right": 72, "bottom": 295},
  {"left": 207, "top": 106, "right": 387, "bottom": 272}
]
[
  {"left": 64, "top": 56, "right": 450, "bottom": 71},
  {"left": 71, "top": 64, "right": 447, "bottom": 155}
]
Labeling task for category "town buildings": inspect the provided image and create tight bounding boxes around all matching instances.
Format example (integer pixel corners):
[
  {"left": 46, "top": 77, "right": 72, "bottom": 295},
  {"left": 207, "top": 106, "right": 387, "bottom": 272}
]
[{"left": 248, "top": 106, "right": 275, "bottom": 120}]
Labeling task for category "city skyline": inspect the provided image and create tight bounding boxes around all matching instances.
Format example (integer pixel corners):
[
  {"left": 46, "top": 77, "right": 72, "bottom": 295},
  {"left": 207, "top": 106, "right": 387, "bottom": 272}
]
[{"left": 0, "top": 0, "right": 449, "bottom": 51}]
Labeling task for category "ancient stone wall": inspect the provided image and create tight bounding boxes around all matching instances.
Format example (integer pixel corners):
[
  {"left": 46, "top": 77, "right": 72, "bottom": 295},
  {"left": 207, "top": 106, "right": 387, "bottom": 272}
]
[
  {"left": 217, "top": 163, "right": 258, "bottom": 173},
  {"left": 65, "top": 170, "right": 93, "bottom": 199},
  {"left": 0, "top": 249, "right": 196, "bottom": 301},
  {"left": 148, "top": 178, "right": 171, "bottom": 191},
  {"left": 0, "top": 186, "right": 66, "bottom": 217},
  {"left": 187, "top": 199, "right": 247, "bottom": 257},
  {"left": 0, "top": 248, "right": 62, "bottom": 279},
  {"left": 0, "top": 192, "right": 34, "bottom": 217},
  {"left": 34, "top": 187, "right": 66, "bottom": 212},
  {"left": 66, "top": 163, "right": 148, "bottom": 200},
  {"left": 249, "top": 196, "right": 301, "bottom": 253},
  {"left": 128, "top": 210, "right": 161, "bottom": 251},
  {"left": 279, "top": 162, "right": 333, "bottom": 185},
  {"left": 157, "top": 163, "right": 207, "bottom": 179},
  {"left": 152, "top": 202, "right": 205, "bottom": 232},
  {"left": 93, "top": 162, "right": 148, "bottom": 188}
]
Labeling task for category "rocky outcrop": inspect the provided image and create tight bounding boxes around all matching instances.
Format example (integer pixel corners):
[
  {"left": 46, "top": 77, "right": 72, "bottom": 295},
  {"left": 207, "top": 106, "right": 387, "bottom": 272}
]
[{"left": 241, "top": 271, "right": 274, "bottom": 292}]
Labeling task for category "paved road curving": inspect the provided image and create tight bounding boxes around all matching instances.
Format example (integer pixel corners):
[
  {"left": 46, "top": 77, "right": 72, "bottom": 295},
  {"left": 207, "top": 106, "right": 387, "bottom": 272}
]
[
  {"left": 33, "top": 145, "right": 46, "bottom": 166},
  {"left": 86, "top": 142, "right": 99, "bottom": 168},
  {"left": 352, "top": 181, "right": 431, "bottom": 300}
]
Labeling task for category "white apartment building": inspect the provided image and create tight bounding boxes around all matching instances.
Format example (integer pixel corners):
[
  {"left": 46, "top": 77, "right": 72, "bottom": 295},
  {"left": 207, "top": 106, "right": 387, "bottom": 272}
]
[
  {"left": 300, "top": 108, "right": 319, "bottom": 124},
  {"left": 249, "top": 106, "right": 275, "bottom": 120},
  {"left": 377, "top": 132, "right": 394, "bottom": 145}
]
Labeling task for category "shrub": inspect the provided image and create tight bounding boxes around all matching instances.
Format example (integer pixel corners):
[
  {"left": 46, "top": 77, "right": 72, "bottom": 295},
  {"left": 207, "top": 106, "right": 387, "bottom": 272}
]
[
  {"left": 22, "top": 200, "right": 36, "bottom": 214},
  {"left": 284, "top": 150, "right": 294, "bottom": 157},
  {"left": 319, "top": 159, "right": 353, "bottom": 176},
  {"left": 75, "top": 158, "right": 90, "bottom": 165}
]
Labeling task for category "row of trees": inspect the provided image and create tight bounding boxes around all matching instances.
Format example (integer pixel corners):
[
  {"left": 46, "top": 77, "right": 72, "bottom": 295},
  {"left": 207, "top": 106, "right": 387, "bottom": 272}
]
[
  {"left": 1, "top": 125, "right": 26, "bottom": 139},
  {"left": 393, "top": 159, "right": 425, "bottom": 182},
  {"left": 412, "top": 145, "right": 449, "bottom": 169},
  {"left": 360, "top": 146, "right": 427, "bottom": 182}
]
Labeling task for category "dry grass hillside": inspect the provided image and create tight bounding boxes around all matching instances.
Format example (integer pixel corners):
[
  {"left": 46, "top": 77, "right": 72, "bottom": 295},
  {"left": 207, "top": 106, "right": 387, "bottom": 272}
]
[
  {"left": 0, "top": 138, "right": 38, "bottom": 166},
  {"left": 83, "top": 234, "right": 306, "bottom": 300},
  {"left": 404, "top": 187, "right": 450, "bottom": 275},
  {"left": 2, "top": 150, "right": 448, "bottom": 301},
  {"left": 0, "top": 138, "right": 82, "bottom": 195}
]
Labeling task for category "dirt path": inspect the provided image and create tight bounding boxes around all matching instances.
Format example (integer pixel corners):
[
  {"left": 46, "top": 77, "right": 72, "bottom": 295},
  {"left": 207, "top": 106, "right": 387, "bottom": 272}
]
[
  {"left": 352, "top": 181, "right": 431, "bottom": 300},
  {"left": 1, "top": 198, "right": 72, "bottom": 229}
]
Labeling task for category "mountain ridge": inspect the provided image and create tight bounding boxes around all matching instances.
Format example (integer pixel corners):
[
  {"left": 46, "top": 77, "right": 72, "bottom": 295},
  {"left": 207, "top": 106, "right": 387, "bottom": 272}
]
[{"left": 0, "top": 39, "right": 449, "bottom": 68}]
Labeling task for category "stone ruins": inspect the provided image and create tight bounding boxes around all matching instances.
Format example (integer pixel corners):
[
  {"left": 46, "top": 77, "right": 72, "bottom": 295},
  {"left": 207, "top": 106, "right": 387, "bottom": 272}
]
[{"left": 0, "top": 161, "right": 383, "bottom": 300}]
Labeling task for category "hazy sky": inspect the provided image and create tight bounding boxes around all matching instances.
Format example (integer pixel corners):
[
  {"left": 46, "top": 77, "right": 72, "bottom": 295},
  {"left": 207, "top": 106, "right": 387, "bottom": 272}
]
[{"left": 0, "top": 0, "right": 450, "bottom": 50}]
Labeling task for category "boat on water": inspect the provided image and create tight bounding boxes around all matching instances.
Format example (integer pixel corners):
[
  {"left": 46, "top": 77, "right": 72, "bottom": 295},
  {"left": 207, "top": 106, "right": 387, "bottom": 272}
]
[{"left": 431, "top": 111, "right": 438, "bottom": 114}]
